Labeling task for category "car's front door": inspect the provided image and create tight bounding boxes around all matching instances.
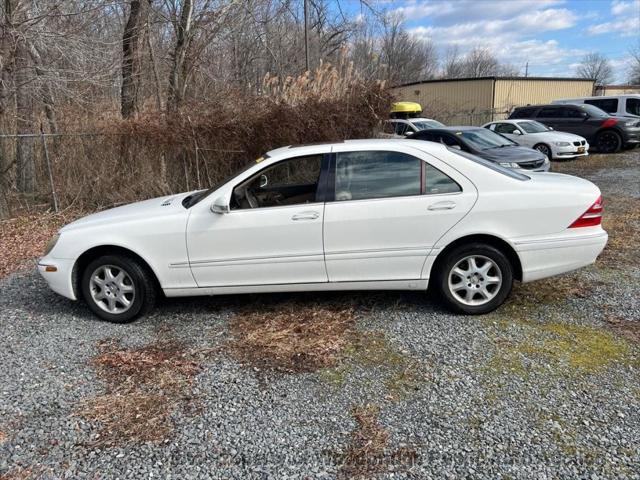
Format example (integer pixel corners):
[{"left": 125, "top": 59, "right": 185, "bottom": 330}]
[
  {"left": 323, "top": 147, "right": 477, "bottom": 282},
  {"left": 186, "top": 154, "right": 329, "bottom": 287}
]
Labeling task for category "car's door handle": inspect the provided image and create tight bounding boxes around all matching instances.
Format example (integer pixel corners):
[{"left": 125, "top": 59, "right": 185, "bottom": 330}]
[
  {"left": 428, "top": 201, "right": 457, "bottom": 211},
  {"left": 291, "top": 211, "right": 320, "bottom": 221}
]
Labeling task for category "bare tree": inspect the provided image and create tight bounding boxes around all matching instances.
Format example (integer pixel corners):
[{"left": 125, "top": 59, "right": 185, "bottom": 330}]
[
  {"left": 629, "top": 41, "right": 640, "bottom": 84},
  {"left": 576, "top": 52, "right": 613, "bottom": 85},
  {"left": 442, "top": 45, "right": 464, "bottom": 78},
  {"left": 121, "top": 0, "right": 151, "bottom": 118},
  {"left": 379, "top": 12, "right": 438, "bottom": 85}
]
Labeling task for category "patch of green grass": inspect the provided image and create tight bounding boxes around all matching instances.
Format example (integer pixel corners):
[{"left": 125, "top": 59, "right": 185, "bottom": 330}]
[
  {"left": 318, "top": 331, "right": 428, "bottom": 400},
  {"left": 486, "top": 320, "right": 634, "bottom": 378}
]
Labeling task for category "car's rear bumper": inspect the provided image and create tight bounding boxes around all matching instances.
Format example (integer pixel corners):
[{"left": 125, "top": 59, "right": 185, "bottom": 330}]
[
  {"left": 622, "top": 127, "right": 640, "bottom": 144},
  {"left": 514, "top": 230, "right": 608, "bottom": 283},
  {"left": 37, "top": 257, "right": 77, "bottom": 300}
]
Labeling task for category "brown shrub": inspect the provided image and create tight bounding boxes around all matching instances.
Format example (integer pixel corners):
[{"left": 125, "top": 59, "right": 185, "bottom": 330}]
[
  {"left": 227, "top": 303, "right": 356, "bottom": 373},
  {"left": 12, "top": 64, "right": 390, "bottom": 213}
]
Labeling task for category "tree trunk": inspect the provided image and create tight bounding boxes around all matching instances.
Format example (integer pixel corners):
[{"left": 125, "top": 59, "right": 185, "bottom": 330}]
[
  {"left": 121, "top": 0, "right": 148, "bottom": 119},
  {"left": 167, "top": 0, "right": 193, "bottom": 112},
  {"left": 28, "top": 42, "right": 58, "bottom": 133},
  {"left": 14, "top": 36, "right": 36, "bottom": 194}
]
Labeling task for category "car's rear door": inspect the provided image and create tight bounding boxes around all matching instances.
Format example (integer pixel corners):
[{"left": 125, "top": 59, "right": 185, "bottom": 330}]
[{"left": 322, "top": 145, "right": 477, "bottom": 282}]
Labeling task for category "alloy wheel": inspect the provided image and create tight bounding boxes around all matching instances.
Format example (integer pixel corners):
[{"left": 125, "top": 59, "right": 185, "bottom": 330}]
[
  {"left": 447, "top": 255, "right": 503, "bottom": 306},
  {"left": 597, "top": 131, "right": 621, "bottom": 153},
  {"left": 535, "top": 144, "right": 551, "bottom": 158},
  {"left": 89, "top": 264, "right": 136, "bottom": 314}
]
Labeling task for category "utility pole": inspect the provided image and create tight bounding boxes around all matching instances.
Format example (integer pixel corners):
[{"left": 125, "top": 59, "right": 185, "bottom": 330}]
[
  {"left": 303, "top": 0, "right": 309, "bottom": 72},
  {"left": 525, "top": 61, "right": 529, "bottom": 77}
]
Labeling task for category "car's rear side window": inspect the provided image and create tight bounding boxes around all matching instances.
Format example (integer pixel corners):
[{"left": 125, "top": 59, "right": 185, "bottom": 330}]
[
  {"left": 334, "top": 151, "right": 421, "bottom": 201},
  {"left": 425, "top": 164, "right": 461, "bottom": 194},
  {"left": 537, "top": 107, "right": 562, "bottom": 118},
  {"left": 626, "top": 98, "right": 640, "bottom": 116},
  {"left": 585, "top": 98, "right": 618, "bottom": 114},
  {"left": 510, "top": 107, "right": 535, "bottom": 118}
]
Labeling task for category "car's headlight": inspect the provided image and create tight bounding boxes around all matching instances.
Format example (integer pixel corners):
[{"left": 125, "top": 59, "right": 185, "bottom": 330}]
[
  {"left": 43, "top": 234, "right": 60, "bottom": 256},
  {"left": 499, "top": 162, "right": 520, "bottom": 168},
  {"left": 554, "top": 141, "right": 571, "bottom": 146}
]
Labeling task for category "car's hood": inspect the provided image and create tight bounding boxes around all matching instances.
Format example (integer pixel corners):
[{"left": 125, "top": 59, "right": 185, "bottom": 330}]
[
  {"left": 480, "top": 146, "right": 546, "bottom": 163},
  {"left": 528, "top": 131, "right": 585, "bottom": 142},
  {"left": 60, "top": 191, "right": 196, "bottom": 232}
]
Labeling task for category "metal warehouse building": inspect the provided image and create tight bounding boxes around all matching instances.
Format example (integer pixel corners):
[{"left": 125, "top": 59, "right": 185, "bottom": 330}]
[{"left": 391, "top": 77, "right": 595, "bottom": 126}]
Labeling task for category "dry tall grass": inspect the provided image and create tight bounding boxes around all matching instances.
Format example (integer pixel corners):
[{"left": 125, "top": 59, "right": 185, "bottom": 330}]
[{"left": 7, "top": 63, "right": 390, "bottom": 213}]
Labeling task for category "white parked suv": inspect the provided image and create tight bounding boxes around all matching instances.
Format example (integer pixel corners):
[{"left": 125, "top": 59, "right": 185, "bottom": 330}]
[
  {"left": 552, "top": 95, "right": 640, "bottom": 119},
  {"left": 38, "top": 140, "right": 607, "bottom": 322},
  {"left": 381, "top": 118, "right": 445, "bottom": 138},
  {"left": 483, "top": 119, "right": 589, "bottom": 160}
]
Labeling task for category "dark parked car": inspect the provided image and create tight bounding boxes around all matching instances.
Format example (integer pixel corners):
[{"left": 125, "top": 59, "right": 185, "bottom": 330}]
[
  {"left": 409, "top": 126, "right": 550, "bottom": 172},
  {"left": 509, "top": 103, "right": 640, "bottom": 153}
]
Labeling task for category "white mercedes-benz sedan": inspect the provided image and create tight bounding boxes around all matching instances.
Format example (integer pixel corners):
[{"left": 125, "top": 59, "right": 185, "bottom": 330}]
[{"left": 38, "top": 139, "right": 607, "bottom": 322}]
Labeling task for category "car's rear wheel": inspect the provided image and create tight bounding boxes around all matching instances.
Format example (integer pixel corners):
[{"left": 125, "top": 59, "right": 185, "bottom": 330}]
[
  {"left": 435, "top": 243, "right": 513, "bottom": 314},
  {"left": 533, "top": 143, "right": 552, "bottom": 159},
  {"left": 595, "top": 130, "right": 622, "bottom": 153},
  {"left": 81, "top": 254, "right": 156, "bottom": 323}
]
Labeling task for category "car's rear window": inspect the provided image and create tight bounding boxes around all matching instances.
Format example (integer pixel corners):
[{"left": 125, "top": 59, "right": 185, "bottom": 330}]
[{"left": 448, "top": 148, "right": 530, "bottom": 181}]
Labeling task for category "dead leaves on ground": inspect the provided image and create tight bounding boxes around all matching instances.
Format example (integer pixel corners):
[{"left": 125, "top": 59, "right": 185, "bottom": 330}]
[
  {"left": 227, "top": 303, "right": 356, "bottom": 373},
  {"left": 78, "top": 339, "right": 207, "bottom": 446},
  {"left": 0, "top": 211, "right": 81, "bottom": 278}
]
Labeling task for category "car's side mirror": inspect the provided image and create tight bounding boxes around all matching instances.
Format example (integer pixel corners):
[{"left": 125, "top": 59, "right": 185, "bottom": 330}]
[
  {"left": 211, "top": 196, "right": 230, "bottom": 214},
  {"left": 548, "top": 126, "right": 554, "bottom": 130},
  {"left": 449, "top": 144, "right": 461, "bottom": 150},
  {"left": 512, "top": 130, "right": 521, "bottom": 135}
]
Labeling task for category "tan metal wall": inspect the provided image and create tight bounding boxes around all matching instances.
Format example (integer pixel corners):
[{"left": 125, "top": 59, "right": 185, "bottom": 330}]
[
  {"left": 493, "top": 79, "right": 595, "bottom": 119},
  {"left": 391, "top": 79, "right": 494, "bottom": 125},
  {"left": 596, "top": 85, "right": 640, "bottom": 95}
]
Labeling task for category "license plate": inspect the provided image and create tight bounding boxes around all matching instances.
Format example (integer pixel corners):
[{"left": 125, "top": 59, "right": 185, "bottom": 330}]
[{"left": 577, "top": 147, "right": 585, "bottom": 153}]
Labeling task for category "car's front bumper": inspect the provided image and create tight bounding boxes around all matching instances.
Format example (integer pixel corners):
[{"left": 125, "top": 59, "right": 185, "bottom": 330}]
[
  {"left": 622, "top": 126, "right": 640, "bottom": 145},
  {"left": 37, "top": 257, "right": 77, "bottom": 300},
  {"left": 553, "top": 143, "right": 589, "bottom": 159}
]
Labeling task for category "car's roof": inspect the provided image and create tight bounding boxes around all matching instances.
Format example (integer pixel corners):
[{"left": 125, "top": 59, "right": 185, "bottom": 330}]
[
  {"left": 555, "top": 94, "right": 640, "bottom": 100},
  {"left": 419, "top": 126, "right": 481, "bottom": 132},
  {"left": 267, "top": 138, "right": 450, "bottom": 157},
  {"left": 486, "top": 119, "right": 536, "bottom": 124},
  {"left": 514, "top": 103, "right": 582, "bottom": 108}
]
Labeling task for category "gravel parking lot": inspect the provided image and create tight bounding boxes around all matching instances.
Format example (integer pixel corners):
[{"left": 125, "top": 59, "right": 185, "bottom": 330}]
[{"left": 1, "top": 151, "right": 639, "bottom": 479}]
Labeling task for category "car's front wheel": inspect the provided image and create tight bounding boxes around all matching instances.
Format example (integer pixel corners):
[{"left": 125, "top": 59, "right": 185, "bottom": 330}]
[
  {"left": 81, "top": 255, "right": 156, "bottom": 323},
  {"left": 434, "top": 243, "right": 513, "bottom": 314},
  {"left": 533, "top": 143, "right": 552, "bottom": 159}
]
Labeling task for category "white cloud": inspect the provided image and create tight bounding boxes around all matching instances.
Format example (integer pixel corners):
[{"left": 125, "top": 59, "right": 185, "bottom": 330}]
[
  {"left": 588, "top": 0, "right": 640, "bottom": 36},
  {"left": 394, "top": 0, "right": 564, "bottom": 23}
]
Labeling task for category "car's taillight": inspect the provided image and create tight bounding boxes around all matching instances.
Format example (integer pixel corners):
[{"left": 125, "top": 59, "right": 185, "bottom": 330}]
[
  {"left": 601, "top": 118, "right": 618, "bottom": 128},
  {"left": 569, "top": 196, "right": 603, "bottom": 228}
]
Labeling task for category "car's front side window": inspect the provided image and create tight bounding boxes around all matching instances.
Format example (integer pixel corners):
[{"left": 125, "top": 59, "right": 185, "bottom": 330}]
[
  {"left": 334, "top": 151, "right": 422, "bottom": 202},
  {"left": 231, "top": 155, "right": 322, "bottom": 209}
]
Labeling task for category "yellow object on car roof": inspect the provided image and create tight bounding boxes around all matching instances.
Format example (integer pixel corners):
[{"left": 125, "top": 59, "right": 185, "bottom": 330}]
[{"left": 391, "top": 101, "right": 422, "bottom": 114}]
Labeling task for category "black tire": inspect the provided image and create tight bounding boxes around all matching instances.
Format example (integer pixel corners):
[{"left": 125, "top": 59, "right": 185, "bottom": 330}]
[
  {"left": 433, "top": 243, "right": 513, "bottom": 315},
  {"left": 595, "top": 130, "right": 622, "bottom": 153},
  {"left": 533, "top": 143, "right": 552, "bottom": 159},
  {"left": 81, "top": 254, "right": 156, "bottom": 323}
]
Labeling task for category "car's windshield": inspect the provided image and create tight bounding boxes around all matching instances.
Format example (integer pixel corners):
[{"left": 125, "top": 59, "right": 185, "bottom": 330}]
[
  {"left": 449, "top": 148, "right": 530, "bottom": 181},
  {"left": 517, "top": 121, "right": 549, "bottom": 134},
  {"left": 182, "top": 154, "right": 270, "bottom": 208},
  {"left": 459, "top": 129, "right": 515, "bottom": 150},
  {"left": 411, "top": 120, "right": 444, "bottom": 130}
]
